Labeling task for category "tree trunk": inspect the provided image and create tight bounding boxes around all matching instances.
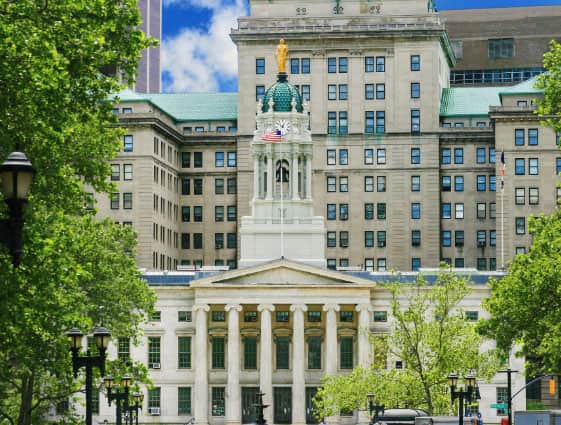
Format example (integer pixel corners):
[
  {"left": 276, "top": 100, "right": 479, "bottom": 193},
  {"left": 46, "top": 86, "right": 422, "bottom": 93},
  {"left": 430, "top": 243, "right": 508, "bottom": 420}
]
[{"left": 17, "top": 372, "right": 34, "bottom": 425}]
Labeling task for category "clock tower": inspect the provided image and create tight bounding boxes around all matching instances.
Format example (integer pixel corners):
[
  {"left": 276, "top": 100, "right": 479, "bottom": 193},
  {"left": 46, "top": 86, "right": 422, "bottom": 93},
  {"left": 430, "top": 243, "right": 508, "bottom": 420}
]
[{"left": 239, "top": 41, "right": 326, "bottom": 268}]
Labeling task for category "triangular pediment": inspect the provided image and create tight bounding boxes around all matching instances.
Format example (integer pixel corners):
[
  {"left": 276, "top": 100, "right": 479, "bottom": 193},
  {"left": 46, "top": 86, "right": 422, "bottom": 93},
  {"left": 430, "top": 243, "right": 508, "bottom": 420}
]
[{"left": 191, "top": 259, "right": 375, "bottom": 287}]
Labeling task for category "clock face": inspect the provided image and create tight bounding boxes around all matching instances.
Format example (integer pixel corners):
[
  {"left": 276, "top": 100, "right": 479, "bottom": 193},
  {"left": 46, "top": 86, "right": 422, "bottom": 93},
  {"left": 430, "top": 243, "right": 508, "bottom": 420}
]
[{"left": 275, "top": 119, "right": 291, "bottom": 135}]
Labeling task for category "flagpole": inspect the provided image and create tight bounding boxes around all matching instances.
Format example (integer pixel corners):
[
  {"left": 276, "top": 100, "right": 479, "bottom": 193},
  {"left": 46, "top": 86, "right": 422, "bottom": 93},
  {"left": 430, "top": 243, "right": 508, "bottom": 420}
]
[
  {"left": 500, "top": 151, "right": 505, "bottom": 271},
  {"left": 280, "top": 158, "right": 284, "bottom": 259}
]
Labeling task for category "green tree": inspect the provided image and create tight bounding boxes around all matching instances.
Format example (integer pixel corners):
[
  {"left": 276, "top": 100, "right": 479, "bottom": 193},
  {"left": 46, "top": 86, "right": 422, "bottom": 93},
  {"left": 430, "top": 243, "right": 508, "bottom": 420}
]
[
  {"left": 315, "top": 271, "right": 500, "bottom": 417},
  {"left": 480, "top": 209, "right": 561, "bottom": 375},
  {"left": 535, "top": 40, "right": 561, "bottom": 133},
  {"left": 0, "top": 1, "right": 156, "bottom": 424}
]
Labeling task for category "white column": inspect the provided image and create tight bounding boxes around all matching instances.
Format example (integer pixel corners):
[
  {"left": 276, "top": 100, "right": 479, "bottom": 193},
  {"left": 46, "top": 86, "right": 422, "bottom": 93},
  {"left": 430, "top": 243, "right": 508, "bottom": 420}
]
[
  {"left": 291, "top": 304, "right": 308, "bottom": 425},
  {"left": 356, "top": 303, "right": 372, "bottom": 425},
  {"left": 292, "top": 153, "right": 300, "bottom": 200},
  {"left": 266, "top": 154, "right": 274, "bottom": 200},
  {"left": 194, "top": 304, "right": 210, "bottom": 425},
  {"left": 253, "top": 156, "right": 260, "bottom": 201},
  {"left": 305, "top": 155, "right": 312, "bottom": 199},
  {"left": 258, "top": 304, "right": 275, "bottom": 425},
  {"left": 226, "top": 304, "right": 242, "bottom": 425},
  {"left": 323, "top": 304, "right": 340, "bottom": 425}
]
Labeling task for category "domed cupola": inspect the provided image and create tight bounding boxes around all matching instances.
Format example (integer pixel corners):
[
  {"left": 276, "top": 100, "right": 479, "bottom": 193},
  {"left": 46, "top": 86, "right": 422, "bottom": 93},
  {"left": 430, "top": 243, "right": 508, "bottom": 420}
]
[{"left": 261, "top": 73, "right": 303, "bottom": 113}]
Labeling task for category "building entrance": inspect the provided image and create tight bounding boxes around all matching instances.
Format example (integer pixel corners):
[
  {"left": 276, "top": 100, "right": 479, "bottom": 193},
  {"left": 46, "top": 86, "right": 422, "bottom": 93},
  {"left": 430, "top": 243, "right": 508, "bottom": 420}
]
[{"left": 274, "top": 387, "right": 292, "bottom": 424}]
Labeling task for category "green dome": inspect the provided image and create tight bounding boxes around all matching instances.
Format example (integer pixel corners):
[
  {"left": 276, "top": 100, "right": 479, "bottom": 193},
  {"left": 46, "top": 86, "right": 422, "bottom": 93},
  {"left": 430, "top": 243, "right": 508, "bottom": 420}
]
[{"left": 262, "top": 73, "right": 303, "bottom": 113}]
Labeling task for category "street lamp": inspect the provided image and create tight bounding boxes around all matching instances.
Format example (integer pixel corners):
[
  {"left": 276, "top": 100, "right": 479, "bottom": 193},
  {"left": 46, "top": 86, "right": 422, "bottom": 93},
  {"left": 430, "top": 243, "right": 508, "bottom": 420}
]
[
  {"left": 0, "top": 151, "right": 35, "bottom": 266},
  {"left": 253, "top": 391, "right": 269, "bottom": 425},
  {"left": 367, "top": 392, "right": 385, "bottom": 425},
  {"left": 104, "top": 374, "right": 133, "bottom": 425},
  {"left": 448, "top": 373, "right": 480, "bottom": 425},
  {"left": 67, "top": 326, "right": 111, "bottom": 425},
  {"left": 125, "top": 391, "right": 143, "bottom": 425}
]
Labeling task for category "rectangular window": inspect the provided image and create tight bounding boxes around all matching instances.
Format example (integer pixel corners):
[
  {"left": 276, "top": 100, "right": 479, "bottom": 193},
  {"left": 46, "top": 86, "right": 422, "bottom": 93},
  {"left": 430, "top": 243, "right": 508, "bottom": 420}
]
[
  {"left": 256, "top": 85, "right": 265, "bottom": 102},
  {"left": 302, "top": 58, "right": 310, "bottom": 73},
  {"left": 194, "top": 152, "right": 203, "bottom": 168},
  {"left": 377, "top": 203, "right": 386, "bottom": 220},
  {"left": 339, "top": 176, "right": 348, "bottom": 192},
  {"left": 193, "top": 233, "right": 203, "bottom": 249},
  {"left": 339, "top": 149, "right": 348, "bottom": 165},
  {"left": 488, "top": 38, "right": 514, "bottom": 58},
  {"left": 212, "top": 387, "right": 225, "bottom": 416},
  {"left": 528, "top": 129, "right": 538, "bottom": 145},
  {"left": 178, "top": 311, "right": 192, "bottom": 322},
  {"left": 364, "top": 176, "right": 374, "bottom": 192},
  {"left": 182, "top": 206, "right": 191, "bottom": 222},
  {"left": 556, "top": 158, "right": 561, "bottom": 175},
  {"left": 178, "top": 336, "right": 192, "bottom": 369},
  {"left": 528, "top": 158, "right": 539, "bottom": 175},
  {"left": 291, "top": 58, "right": 300, "bottom": 74},
  {"left": 339, "top": 84, "right": 348, "bottom": 100},
  {"left": 412, "top": 258, "right": 421, "bottom": 271},
  {"left": 276, "top": 311, "right": 289, "bottom": 322},
  {"left": 215, "top": 233, "right": 224, "bottom": 249},
  {"left": 227, "top": 205, "right": 237, "bottom": 221},
  {"left": 441, "top": 203, "right": 451, "bottom": 219},
  {"left": 308, "top": 311, "right": 321, "bottom": 322},
  {"left": 328, "top": 84, "right": 336, "bottom": 100},
  {"left": 365, "top": 83, "right": 374, "bottom": 100},
  {"left": 364, "top": 149, "right": 374, "bottom": 165},
  {"left": 178, "top": 387, "right": 192, "bottom": 415},
  {"left": 515, "top": 158, "right": 525, "bottom": 175},
  {"left": 515, "top": 217, "right": 526, "bottom": 234},
  {"left": 411, "top": 175, "right": 420, "bottom": 192},
  {"left": 181, "top": 152, "right": 191, "bottom": 168},
  {"left": 227, "top": 178, "right": 237, "bottom": 194},
  {"left": 244, "top": 337, "right": 258, "bottom": 369},
  {"left": 227, "top": 152, "right": 237, "bottom": 167},
  {"left": 194, "top": 206, "right": 203, "bottom": 222},
  {"left": 489, "top": 175, "right": 496, "bottom": 192},
  {"left": 327, "top": 57, "right": 336, "bottom": 73},
  {"left": 515, "top": 129, "right": 525, "bottom": 146},
  {"left": 377, "top": 148, "right": 386, "bottom": 164},
  {"left": 110, "top": 192, "right": 119, "bottom": 209},
  {"left": 455, "top": 231, "right": 465, "bottom": 247},
  {"left": 477, "top": 203, "right": 486, "bottom": 219},
  {"left": 227, "top": 233, "right": 237, "bottom": 249},
  {"left": 327, "top": 204, "right": 336, "bottom": 220},
  {"left": 364, "top": 203, "right": 374, "bottom": 220},
  {"left": 411, "top": 82, "right": 420, "bottom": 99},
  {"left": 490, "top": 202, "right": 496, "bottom": 219},
  {"left": 339, "top": 111, "right": 348, "bottom": 135},
  {"left": 181, "top": 233, "right": 190, "bottom": 249},
  {"left": 412, "top": 230, "right": 421, "bottom": 246},
  {"left": 327, "top": 149, "right": 336, "bottom": 165},
  {"left": 376, "top": 111, "right": 385, "bottom": 133},
  {"left": 365, "top": 56, "right": 374, "bottom": 72},
  {"left": 328, "top": 111, "right": 337, "bottom": 134},
  {"left": 441, "top": 176, "right": 451, "bottom": 191},
  {"left": 339, "top": 203, "right": 349, "bottom": 220},
  {"left": 118, "top": 338, "right": 130, "bottom": 363},
  {"left": 376, "top": 83, "right": 385, "bottom": 99},
  {"left": 442, "top": 230, "right": 452, "bottom": 247},
  {"left": 454, "top": 148, "right": 464, "bottom": 164},
  {"left": 212, "top": 337, "right": 225, "bottom": 369},
  {"left": 377, "top": 258, "right": 387, "bottom": 271},
  {"left": 377, "top": 176, "right": 386, "bottom": 192},
  {"left": 215, "top": 152, "right": 225, "bottom": 168},
  {"left": 376, "top": 56, "right": 385, "bottom": 72},
  {"left": 215, "top": 178, "right": 224, "bottom": 195},
  {"left": 339, "top": 231, "right": 349, "bottom": 248},
  {"left": 373, "top": 311, "right": 387, "bottom": 322},
  {"left": 123, "top": 193, "right": 132, "bottom": 209},
  {"left": 455, "top": 203, "right": 464, "bottom": 219},
  {"left": 123, "top": 164, "right": 133, "bottom": 180},
  {"left": 490, "top": 230, "right": 497, "bottom": 247},
  {"left": 276, "top": 336, "right": 290, "bottom": 369},
  {"left": 377, "top": 231, "right": 386, "bottom": 248},
  {"left": 308, "top": 336, "right": 322, "bottom": 369},
  {"left": 477, "top": 230, "right": 487, "bottom": 247},
  {"left": 340, "top": 337, "right": 354, "bottom": 369},
  {"left": 529, "top": 187, "right": 539, "bottom": 205},
  {"left": 441, "top": 148, "right": 451, "bottom": 165},
  {"left": 411, "top": 148, "right": 421, "bottom": 164},
  {"left": 193, "top": 178, "right": 203, "bottom": 195},
  {"left": 477, "top": 175, "right": 486, "bottom": 191},
  {"left": 123, "top": 135, "right": 133, "bottom": 152},
  {"left": 327, "top": 231, "right": 336, "bottom": 248},
  {"left": 477, "top": 258, "right": 487, "bottom": 271},
  {"left": 256, "top": 58, "right": 265, "bottom": 74},
  {"left": 148, "top": 337, "right": 161, "bottom": 368},
  {"left": 410, "top": 54, "right": 421, "bottom": 71},
  {"left": 148, "top": 387, "right": 161, "bottom": 411},
  {"left": 365, "top": 231, "right": 374, "bottom": 247},
  {"left": 476, "top": 147, "right": 486, "bottom": 164},
  {"left": 339, "top": 57, "right": 348, "bottom": 73},
  {"left": 455, "top": 176, "right": 464, "bottom": 192},
  {"left": 111, "top": 164, "right": 120, "bottom": 181},
  {"left": 411, "top": 202, "right": 421, "bottom": 219},
  {"left": 301, "top": 84, "right": 310, "bottom": 101}
]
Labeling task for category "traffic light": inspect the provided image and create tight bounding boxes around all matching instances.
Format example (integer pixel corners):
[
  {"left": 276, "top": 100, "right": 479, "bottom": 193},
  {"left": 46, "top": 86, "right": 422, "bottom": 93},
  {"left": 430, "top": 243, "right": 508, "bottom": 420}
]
[{"left": 549, "top": 377, "right": 556, "bottom": 396}]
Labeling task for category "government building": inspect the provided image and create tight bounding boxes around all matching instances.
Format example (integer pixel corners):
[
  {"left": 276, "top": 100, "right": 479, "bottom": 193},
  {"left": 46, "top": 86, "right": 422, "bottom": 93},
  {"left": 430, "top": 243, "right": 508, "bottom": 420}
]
[{"left": 75, "top": 0, "right": 561, "bottom": 423}]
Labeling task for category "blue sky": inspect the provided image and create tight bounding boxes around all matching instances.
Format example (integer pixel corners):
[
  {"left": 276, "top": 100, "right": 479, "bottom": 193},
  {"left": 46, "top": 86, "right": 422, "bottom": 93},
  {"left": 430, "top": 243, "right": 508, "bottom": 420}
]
[{"left": 161, "top": 0, "right": 560, "bottom": 93}]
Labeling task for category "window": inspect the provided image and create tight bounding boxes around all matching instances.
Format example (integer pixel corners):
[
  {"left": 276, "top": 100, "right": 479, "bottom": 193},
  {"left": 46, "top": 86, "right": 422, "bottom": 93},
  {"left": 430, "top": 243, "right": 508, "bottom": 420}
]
[
  {"left": 328, "top": 84, "right": 336, "bottom": 100},
  {"left": 111, "top": 164, "right": 120, "bottom": 181},
  {"left": 515, "top": 129, "right": 525, "bottom": 146},
  {"left": 327, "top": 57, "right": 336, "bottom": 73},
  {"left": 477, "top": 121, "right": 486, "bottom": 128},
  {"left": 365, "top": 176, "right": 374, "bottom": 192},
  {"left": 256, "top": 58, "right": 265, "bottom": 74},
  {"left": 327, "top": 149, "right": 336, "bottom": 165},
  {"left": 182, "top": 206, "right": 190, "bottom": 222},
  {"left": 339, "top": 231, "right": 349, "bottom": 248},
  {"left": 194, "top": 152, "right": 203, "bottom": 168},
  {"left": 477, "top": 230, "right": 487, "bottom": 247},
  {"left": 490, "top": 202, "right": 496, "bottom": 219},
  {"left": 328, "top": 111, "right": 337, "bottom": 134},
  {"left": 256, "top": 85, "right": 265, "bottom": 101},
  {"left": 339, "top": 84, "right": 348, "bottom": 100},
  {"left": 364, "top": 149, "right": 374, "bottom": 165},
  {"left": 441, "top": 176, "right": 451, "bottom": 191},
  {"left": 181, "top": 152, "right": 191, "bottom": 168},
  {"left": 339, "top": 176, "right": 348, "bottom": 192},
  {"left": 339, "top": 149, "right": 348, "bottom": 165},
  {"left": 365, "top": 56, "right": 375, "bottom": 72},
  {"left": 150, "top": 311, "right": 162, "bottom": 322},
  {"left": 441, "top": 148, "right": 451, "bottom": 165},
  {"left": 123, "top": 164, "right": 133, "bottom": 180},
  {"left": 412, "top": 258, "right": 421, "bottom": 271},
  {"left": 110, "top": 192, "right": 119, "bottom": 209},
  {"left": 339, "top": 111, "right": 348, "bottom": 134},
  {"left": 488, "top": 38, "right": 514, "bottom": 58},
  {"left": 515, "top": 247, "right": 526, "bottom": 255},
  {"left": 455, "top": 231, "right": 464, "bottom": 247},
  {"left": 301, "top": 85, "right": 310, "bottom": 101},
  {"left": 148, "top": 387, "right": 161, "bottom": 411},
  {"left": 376, "top": 83, "right": 385, "bottom": 99},
  {"left": 308, "top": 336, "right": 322, "bottom": 369},
  {"left": 276, "top": 311, "right": 289, "bottom": 322},
  {"left": 515, "top": 217, "right": 525, "bottom": 234},
  {"left": 477, "top": 175, "right": 486, "bottom": 191},
  {"left": 227, "top": 205, "right": 237, "bottom": 222},
  {"left": 455, "top": 258, "right": 465, "bottom": 268},
  {"left": 515, "top": 158, "right": 525, "bottom": 175},
  {"left": 227, "top": 152, "right": 237, "bottom": 167},
  {"left": 327, "top": 204, "right": 336, "bottom": 220},
  {"left": 529, "top": 187, "right": 539, "bottom": 205},
  {"left": 410, "top": 55, "right": 420, "bottom": 71},
  {"left": 411, "top": 148, "right": 421, "bottom": 164},
  {"left": 118, "top": 338, "right": 130, "bottom": 363},
  {"left": 364, "top": 203, "right": 374, "bottom": 220},
  {"left": 490, "top": 148, "right": 496, "bottom": 163},
  {"left": 442, "top": 230, "right": 452, "bottom": 247},
  {"left": 411, "top": 203, "right": 421, "bottom": 219},
  {"left": 528, "top": 158, "right": 539, "bottom": 175},
  {"left": 215, "top": 233, "right": 224, "bottom": 249},
  {"left": 454, "top": 176, "right": 464, "bottom": 192},
  {"left": 244, "top": 337, "right": 258, "bottom": 369},
  {"left": 557, "top": 158, "right": 561, "bottom": 175},
  {"left": 411, "top": 176, "right": 420, "bottom": 192},
  {"left": 340, "top": 337, "right": 353, "bottom": 369},
  {"left": 490, "top": 230, "right": 497, "bottom": 247},
  {"left": 212, "top": 337, "right": 225, "bottom": 369},
  {"left": 327, "top": 231, "right": 336, "bottom": 248},
  {"left": 412, "top": 230, "right": 421, "bottom": 247},
  {"left": 476, "top": 147, "right": 486, "bottom": 164},
  {"left": 455, "top": 203, "right": 464, "bottom": 219},
  {"left": 123, "top": 135, "right": 133, "bottom": 152},
  {"left": 215, "top": 178, "right": 224, "bottom": 195},
  {"left": 227, "top": 178, "right": 237, "bottom": 194},
  {"left": 193, "top": 233, "right": 203, "bottom": 249},
  {"left": 489, "top": 175, "right": 496, "bottom": 192},
  {"left": 276, "top": 336, "right": 290, "bottom": 369},
  {"left": 477, "top": 258, "right": 487, "bottom": 271},
  {"left": 441, "top": 203, "right": 451, "bottom": 219},
  {"left": 377, "top": 203, "right": 386, "bottom": 220},
  {"left": 178, "top": 387, "right": 191, "bottom": 415},
  {"left": 194, "top": 178, "right": 203, "bottom": 195},
  {"left": 178, "top": 336, "right": 191, "bottom": 369},
  {"left": 340, "top": 311, "right": 354, "bottom": 322},
  {"left": 339, "top": 203, "right": 349, "bottom": 220},
  {"left": 178, "top": 311, "right": 192, "bottom": 322},
  {"left": 411, "top": 82, "right": 420, "bottom": 99},
  {"left": 291, "top": 58, "right": 300, "bottom": 74},
  {"left": 227, "top": 233, "right": 237, "bottom": 249},
  {"left": 377, "top": 231, "right": 386, "bottom": 247},
  {"left": 212, "top": 387, "right": 225, "bottom": 416},
  {"left": 377, "top": 258, "right": 387, "bottom": 271},
  {"left": 377, "top": 148, "right": 386, "bottom": 164},
  {"left": 517, "top": 100, "right": 528, "bottom": 107},
  {"left": 365, "top": 231, "right": 374, "bottom": 247},
  {"left": 477, "top": 203, "right": 486, "bottom": 219},
  {"left": 194, "top": 206, "right": 203, "bottom": 222},
  {"left": 376, "top": 111, "right": 385, "bottom": 133},
  {"left": 365, "top": 111, "right": 374, "bottom": 133},
  {"left": 373, "top": 311, "right": 387, "bottom": 322},
  {"left": 528, "top": 129, "right": 538, "bottom": 145},
  {"left": 181, "top": 233, "right": 190, "bottom": 249},
  {"left": 302, "top": 58, "right": 310, "bottom": 73},
  {"left": 454, "top": 148, "right": 464, "bottom": 164},
  {"left": 377, "top": 176, "right": 386, "bottom": 192},
  {"left": 148, "top": 337, "right": 161, "bottom": 368},
  {"left": 376, "top": 56, "right": 385, "bottom": 72},
  {"left": 339, "top": 57, "right": 348, "bottom": 73},
  {"left": 215, "top": 152, "right": 225, "bottom": 168},
  {"left": 308, "top": 311, "right": 321, "bottom": 322}
]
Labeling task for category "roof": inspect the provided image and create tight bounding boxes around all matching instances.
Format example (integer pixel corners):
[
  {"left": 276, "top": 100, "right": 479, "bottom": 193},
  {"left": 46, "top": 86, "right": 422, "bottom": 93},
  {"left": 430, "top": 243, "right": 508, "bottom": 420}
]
[
  {"left": 440, "top": 86, "right": 501, "bottom": 117},
  {"left": 113, "top": 90, "right": 238, "bottom": 122},
  {"left": 499, "top": 76, "right": 543, "bottom": 97}
]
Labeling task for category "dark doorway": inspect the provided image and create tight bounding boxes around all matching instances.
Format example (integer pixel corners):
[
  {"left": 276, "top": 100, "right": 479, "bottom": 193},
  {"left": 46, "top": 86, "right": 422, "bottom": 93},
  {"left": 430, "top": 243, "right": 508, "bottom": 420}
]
[
  {"left": 274, "top": 387, "right": 292, "bottom": 424},
  {"left": 242, "top": 387, "right": 260, "bottom": 424}
]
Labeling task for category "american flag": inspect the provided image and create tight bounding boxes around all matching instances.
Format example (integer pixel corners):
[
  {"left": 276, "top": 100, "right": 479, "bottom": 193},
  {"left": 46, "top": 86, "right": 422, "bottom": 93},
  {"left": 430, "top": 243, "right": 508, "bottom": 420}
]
[
  {"left": 500, "top": 151, "right": 505, "bottom": 191},
  {"left": 261, "top": 129, "right": 282, "bottom": 142}
]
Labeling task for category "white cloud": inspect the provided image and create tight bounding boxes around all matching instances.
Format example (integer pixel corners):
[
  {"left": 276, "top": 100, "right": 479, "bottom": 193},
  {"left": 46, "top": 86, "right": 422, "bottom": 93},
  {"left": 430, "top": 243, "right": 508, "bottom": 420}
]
[{"left": 162, "top": 0, "right": 247, "bottom": 92}]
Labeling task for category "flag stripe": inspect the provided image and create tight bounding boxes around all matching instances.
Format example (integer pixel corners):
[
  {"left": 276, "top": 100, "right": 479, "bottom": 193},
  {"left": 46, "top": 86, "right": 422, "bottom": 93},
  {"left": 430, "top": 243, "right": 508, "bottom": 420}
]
[{"left": 261, "top": 130, "right": 282, "bottom": 142}]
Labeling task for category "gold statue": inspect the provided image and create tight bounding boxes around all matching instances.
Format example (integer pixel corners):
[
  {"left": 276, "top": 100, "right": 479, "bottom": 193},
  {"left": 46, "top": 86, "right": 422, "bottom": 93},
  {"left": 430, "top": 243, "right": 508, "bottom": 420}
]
[{"left": 275, "top": 38, "right": 288, "bottom": 73}]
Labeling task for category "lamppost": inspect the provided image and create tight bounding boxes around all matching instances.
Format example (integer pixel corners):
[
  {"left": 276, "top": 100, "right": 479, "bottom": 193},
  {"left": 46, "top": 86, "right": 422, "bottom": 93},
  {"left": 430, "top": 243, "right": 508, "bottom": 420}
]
[
  {"left": 67, "top": 326, "right": 111, "bottom": 425},
  {"left": 367, "top": 392, "right": 385, "bottom": 425},
  {"left": 0, "top": 151, "right": 35, "bottom": 266},
  {"left": 104, "top": 374, "right": 133, "bottom": 425},
  {"left": 448, "top": 373, "right": 480, "bottom": 425},
  {"left": 253, "top": 391, "right": 269, "bottom": 425},
  {"left": 125, "top": 391, "right": 143, "bottom": 425}
]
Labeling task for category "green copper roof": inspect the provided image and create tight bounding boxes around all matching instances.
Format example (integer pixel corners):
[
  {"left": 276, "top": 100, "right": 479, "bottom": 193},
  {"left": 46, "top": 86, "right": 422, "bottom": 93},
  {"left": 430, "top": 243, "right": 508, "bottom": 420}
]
[
  {"left": 440, "top": 87, "right": 502, "bottom": 117},
  {"left": 499, "top": 76, "right": 543, "bottom": 96},
  {"left": 262, "top": 73, "right": 303, "bottom": 113},
  {"left": 114, "top": 90, "right": 238, "bottom": 122}
]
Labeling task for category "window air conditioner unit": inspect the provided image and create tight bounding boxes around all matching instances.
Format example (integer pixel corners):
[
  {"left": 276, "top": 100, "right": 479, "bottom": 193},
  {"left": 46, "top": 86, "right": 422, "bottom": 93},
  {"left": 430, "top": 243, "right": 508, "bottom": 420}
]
[
  {"left": 150, "top": 362, "right": 161, "bottom": 369},
  {"left": 149, "top": 407, "right": 161, "bottom": 416}
]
